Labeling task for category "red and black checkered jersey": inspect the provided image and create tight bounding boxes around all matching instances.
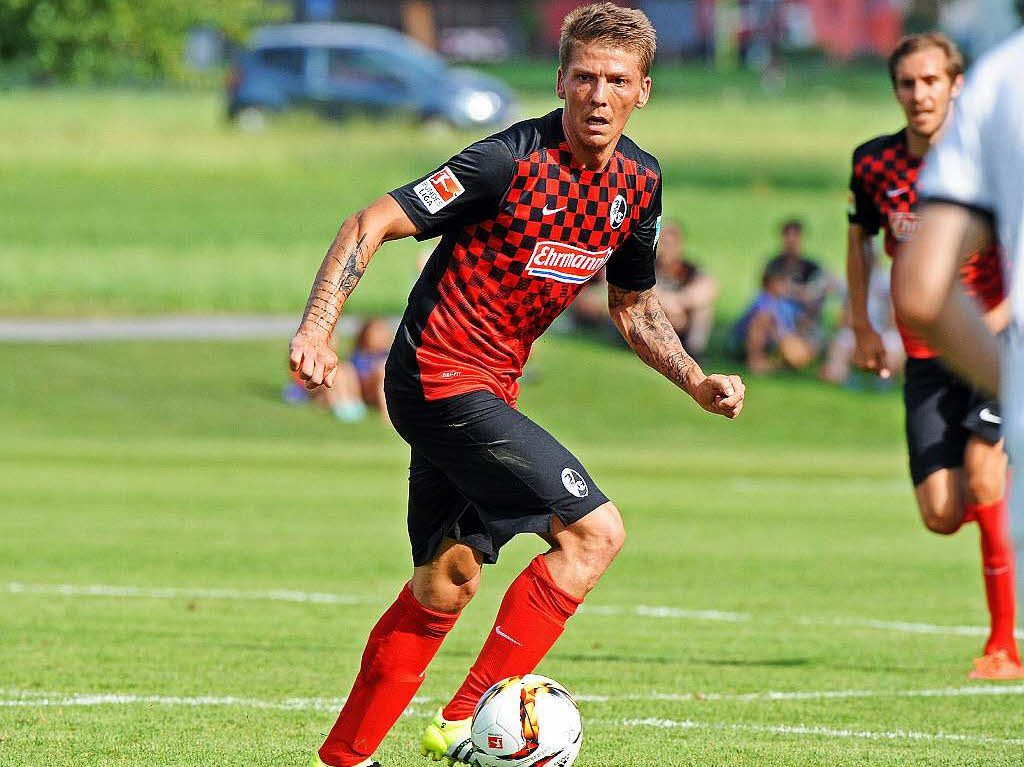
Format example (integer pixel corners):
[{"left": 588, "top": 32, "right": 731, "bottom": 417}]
[
  {"left": 387, "top": 109, "right": 662, "bottom": 407},
  {"left": 849, "top": 130, "right": 1004, "bottom": 359}
]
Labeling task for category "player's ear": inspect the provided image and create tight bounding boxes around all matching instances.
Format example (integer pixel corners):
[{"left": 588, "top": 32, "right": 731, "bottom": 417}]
[
  {"left": 635, "top": 75, "right": 652, "bottom": 109},
  {"left": 556, "top": 67, "right": 566, "bottom": 100},
  {"left": 951, "top": 73, "right": 964, "bottom": 99}
]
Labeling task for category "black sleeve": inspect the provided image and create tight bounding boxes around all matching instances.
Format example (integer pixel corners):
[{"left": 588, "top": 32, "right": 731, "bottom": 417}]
[
  {"left": 847, "top": 152, "right": 881, "bottom": 235},
  {"left": 605, "top": 177, "right": 662, "bottom": 291},
  {"left": 388, "top": 138, "right": 516, "bottom": 241}
]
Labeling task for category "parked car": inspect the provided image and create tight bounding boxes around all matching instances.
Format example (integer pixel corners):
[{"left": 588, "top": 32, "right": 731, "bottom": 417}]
[{"left": 226, "top": 23, "right": 515, "bottom": 129}]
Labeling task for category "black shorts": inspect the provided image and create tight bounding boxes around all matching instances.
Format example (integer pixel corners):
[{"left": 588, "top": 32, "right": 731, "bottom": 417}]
[
  {"left": 384, "top": 387, "right": 609, "bottom": 566},
  {"left": 903, "top": 357, "right": 1002, "bottom": 486}
]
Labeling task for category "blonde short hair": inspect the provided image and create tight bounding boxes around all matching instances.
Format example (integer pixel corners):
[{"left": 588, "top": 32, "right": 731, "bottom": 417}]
[
  {"left": 559, "top": 3, "right": 657, "bottom": 77},
  {"left": 888, "top": 33, "right": 964, "bottom": 87}
]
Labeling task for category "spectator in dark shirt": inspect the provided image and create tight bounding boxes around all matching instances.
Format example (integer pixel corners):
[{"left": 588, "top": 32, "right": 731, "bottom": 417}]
[{"left": 733, "top": 219, "right": 833, "bottom": 373}]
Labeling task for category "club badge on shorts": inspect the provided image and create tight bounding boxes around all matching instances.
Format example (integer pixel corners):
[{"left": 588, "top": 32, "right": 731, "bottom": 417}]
[{"left": 561, "top": 468, "right": 589, "bottom": 498}]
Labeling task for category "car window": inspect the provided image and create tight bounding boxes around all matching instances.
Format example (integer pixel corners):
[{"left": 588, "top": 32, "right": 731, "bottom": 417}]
[
  {"left": 328, "top": 48, "right": 406, "bottom": 89},
  {"left": 258, "top": 47, "right": 304, "bottom": 76}
]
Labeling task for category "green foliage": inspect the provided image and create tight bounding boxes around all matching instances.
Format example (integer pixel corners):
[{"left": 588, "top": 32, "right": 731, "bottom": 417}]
[{"left": 0, "top": 0, "right": 286, "bottom": 83}]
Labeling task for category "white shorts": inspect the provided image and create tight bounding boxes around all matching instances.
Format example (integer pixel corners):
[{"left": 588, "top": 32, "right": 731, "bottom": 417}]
[{"left": 1004, "top": 340, "right": 1024, "bottom": 607}]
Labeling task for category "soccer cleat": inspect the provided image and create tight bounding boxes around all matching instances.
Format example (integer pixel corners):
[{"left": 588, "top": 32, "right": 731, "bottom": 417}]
[
  {"left": 967, "top": 650, "right": 1024, "bottom": 680},
  {"left": 311, "top": 754, "right": 381, "bottom": 767},
  {"left": 420, "top": 707, "right": 476, "bottom": 765}
]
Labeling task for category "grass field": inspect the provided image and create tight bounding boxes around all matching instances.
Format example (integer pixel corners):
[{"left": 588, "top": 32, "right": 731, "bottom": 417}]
[
  {"left": 2, "top": 334, "right": 1022, "bottom": 766},
  {"left": 3, "top": 73, "right": 1023, "bottom": 766},
  {"left": 0, "top": 76, "right": 901, "bottom": 319}
]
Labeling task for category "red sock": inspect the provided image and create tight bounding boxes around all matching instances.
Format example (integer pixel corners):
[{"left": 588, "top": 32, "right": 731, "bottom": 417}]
[
  {"left": 442, "top": 555, "right": 582, "bottom": 721},
  {"left": 968, "top": 497, "right": 1020, "bottom": 663},
  {"left": 319, "top": 584, "right": 459, "bottom": 767}
]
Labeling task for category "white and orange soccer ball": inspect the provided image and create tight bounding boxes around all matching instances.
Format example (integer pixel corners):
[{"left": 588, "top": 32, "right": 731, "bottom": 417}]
[{"left": 470, "top": 674, "right": 582, "bottom": 767}]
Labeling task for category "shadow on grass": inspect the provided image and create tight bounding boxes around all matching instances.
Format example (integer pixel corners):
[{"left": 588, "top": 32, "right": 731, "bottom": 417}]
[{"left": 693, "top": 656, "right": 811, "bottom": 668}]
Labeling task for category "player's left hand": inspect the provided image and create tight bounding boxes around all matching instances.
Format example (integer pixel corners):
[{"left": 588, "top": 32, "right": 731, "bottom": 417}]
[{"left": 692, "top": 374, "right": 745, "bottom": 419}]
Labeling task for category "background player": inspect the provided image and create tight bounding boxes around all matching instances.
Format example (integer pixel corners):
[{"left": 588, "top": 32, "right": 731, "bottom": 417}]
[
  {"left": 846, "top": 33, "right": 1021, "bottom": 679},
  {"left": 289, "top": 5, "right": 746, "bottom": 767},
  {"left": 893, "top": 29, "right": 1024, "bottom": 674}
]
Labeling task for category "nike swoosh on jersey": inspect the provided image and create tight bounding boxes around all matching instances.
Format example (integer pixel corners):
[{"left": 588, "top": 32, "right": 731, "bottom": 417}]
[
  {"left": 979, "top": 407, "right": 1002, "bottom": 424},
  {"left": 494, "top": 625, "right": 522, "bottom": 646},
  {"left": 886, "top": 187, "right": 911, "bottom": 197},
  {"left": 542, "top": 205, "right": 567, "bottom": 216}
]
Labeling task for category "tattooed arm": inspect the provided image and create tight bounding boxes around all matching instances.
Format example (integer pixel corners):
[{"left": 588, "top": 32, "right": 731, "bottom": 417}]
[
  {"left": 608, "top": 284, "right": 746, "bottom": 419},
  {"left": 289, "top": 195, "right": 418, "bottom": 388}
]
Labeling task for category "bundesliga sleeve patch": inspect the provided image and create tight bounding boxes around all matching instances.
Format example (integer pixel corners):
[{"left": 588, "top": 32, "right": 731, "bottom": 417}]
[{"left": 413, "top": 167, "right": 465, "bottom": 214}]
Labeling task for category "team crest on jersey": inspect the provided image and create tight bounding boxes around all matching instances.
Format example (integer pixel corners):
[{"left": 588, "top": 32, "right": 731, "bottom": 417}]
[
  {"left": 525, "top": 241, "right": 612, "bottom": 284},
  {"left": 413, "top": 166, "right": 465, "bottom": 214},
  {"left": 609, "top": 194, "right": 628, "bottom": 229},
  {"left": 888, "top": 210, "right": 921, "bottom": 241}
]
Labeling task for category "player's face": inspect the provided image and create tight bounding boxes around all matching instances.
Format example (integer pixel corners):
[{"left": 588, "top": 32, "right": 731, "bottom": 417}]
[
  {"left": 893, "top": 47, "right": 963, "bottom": 141},
  {"left": 556, "top": 43, "right": 651, "bottom": 157}
]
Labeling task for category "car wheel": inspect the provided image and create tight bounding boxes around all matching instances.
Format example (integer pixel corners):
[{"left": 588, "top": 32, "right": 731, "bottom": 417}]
[{"left": 237, "top": 105, "right": 268, "bottom": 132}]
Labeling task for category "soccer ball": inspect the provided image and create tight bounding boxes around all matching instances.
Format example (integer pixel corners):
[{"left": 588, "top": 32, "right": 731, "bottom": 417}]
[{"left": 471, "top": 674, "right": 582, "bottom": 767}]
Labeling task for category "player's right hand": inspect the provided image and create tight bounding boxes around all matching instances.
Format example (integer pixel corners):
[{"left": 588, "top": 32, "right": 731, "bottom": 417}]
[
  {"left": 289, "top": 331, "right": 339, "bottom": 389},
  {"left": 853, "top": 326, "right": 890, "bottom": 379},
  {"left": 692, "top": 374, "right": 745, "bottom": 419}
]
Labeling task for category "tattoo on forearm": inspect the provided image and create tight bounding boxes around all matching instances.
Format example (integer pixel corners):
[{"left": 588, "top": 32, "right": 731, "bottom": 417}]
[
  {"left": 301, "top": 233, "right": 368, "bottom": 336},
  {"left": 609, "top": 284, "right": 700, "bottom": 392}
]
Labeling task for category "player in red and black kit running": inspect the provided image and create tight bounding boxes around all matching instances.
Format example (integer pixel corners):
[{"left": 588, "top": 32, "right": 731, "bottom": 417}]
[
  {"left": 289, "top": 6, "right": 746, "bottom": 767},
  {"left": 847, "top": 33, "right": 1022, "bottom": 679}
]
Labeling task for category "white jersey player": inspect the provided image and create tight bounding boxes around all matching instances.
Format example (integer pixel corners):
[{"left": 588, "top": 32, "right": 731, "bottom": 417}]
[{"left": 892, "top": 29, "right": 1024, "bottom": 621}]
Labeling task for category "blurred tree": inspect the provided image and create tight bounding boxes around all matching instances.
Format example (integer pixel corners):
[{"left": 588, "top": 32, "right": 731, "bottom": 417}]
[
  {"left": 903, "top": 0, "right": 940, "bottom": 34},
  {"left": 0, "top": 0, "right": 286, "bottom": 83}
]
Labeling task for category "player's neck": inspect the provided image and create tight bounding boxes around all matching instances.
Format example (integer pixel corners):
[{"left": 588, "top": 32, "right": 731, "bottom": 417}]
[
  {"left": 904, "top": 126, "right": 932, "bottom": 159},
  {"left": 561, "top": 111, "right": 618, "bottom": 171}
]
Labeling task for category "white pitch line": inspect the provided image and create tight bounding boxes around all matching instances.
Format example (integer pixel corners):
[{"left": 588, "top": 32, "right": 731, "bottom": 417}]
[
  {"left": 798, "top": 615, "right": 1024, "bottom": 639},
  {"left": 3, "top": 582, "right": 368, "bottom": 605},
  {"left": 5, "top": 581, "right": 1021, "bottom": 639},
  {"left": 583, "top": 604, "right": 750, "bottom": 622},
  {"left": 4, "top": 688, "right": 1022, "bottom": 746},
  {"left": 0, "top": 690, "right": 429, "bottom": 715},
  {"left": 576, "top": 684, "right": 1024, "bottom": 703},
  {"left": 3, "top": 684, "right": 1024, "bottom": 712},
  {"left": 621, "top": 717, "right": 1024, "bottom": 746}
]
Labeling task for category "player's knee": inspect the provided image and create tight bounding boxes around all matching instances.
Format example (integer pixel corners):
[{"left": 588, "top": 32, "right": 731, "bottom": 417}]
[
  {"left": 446, "top": 580, "right": 479, "bottom": 612},
  {"left": 412, "top": 580, "right": 477, "bottom": 614},
  {"left": 576, "top": 502, "right": 626, "bottom": 565},
  {"left": 411, "top": 558, "right": 482, "bottom": 614},
  {"left": 920, "top": 503, "right": 962, "bottom": 535},
  {"left": 965, "top": 470, "right": 1005, "bottom": 507}
]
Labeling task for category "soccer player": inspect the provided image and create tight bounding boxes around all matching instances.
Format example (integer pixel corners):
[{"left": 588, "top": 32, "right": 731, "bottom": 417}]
[
  {"left": 892, "top": 28, "right": 1024, "bottom": 671},
  {"left": 289, "top": 5, "right": 746, "bottom": 767},
  {"left": 846, "top": 33, "right": 1022, "bottom": 679}
]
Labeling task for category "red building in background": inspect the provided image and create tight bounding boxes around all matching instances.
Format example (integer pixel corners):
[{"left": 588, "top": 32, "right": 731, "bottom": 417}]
[{"left": 800, "top": 0, "right": 903, "bottom": 59}]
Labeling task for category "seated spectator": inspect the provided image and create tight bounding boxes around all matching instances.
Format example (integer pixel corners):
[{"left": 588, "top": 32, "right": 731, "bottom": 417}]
[
  {"left": 732, "top": 219, "right": 833, "bottom": 374},
  {"left": 654, "top": 220, "right": 718, "bottom": 359},
  {"left": 821, "top": 263, "right": 906, "bottom": 385},
  {"left": 283, "top": 317, "right": 392, "bottom": 422}
]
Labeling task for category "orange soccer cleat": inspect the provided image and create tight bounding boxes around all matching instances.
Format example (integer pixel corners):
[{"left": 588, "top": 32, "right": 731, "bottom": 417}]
[{"left": 967, "top": 650, "right": 1024, "bottom": 680}]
